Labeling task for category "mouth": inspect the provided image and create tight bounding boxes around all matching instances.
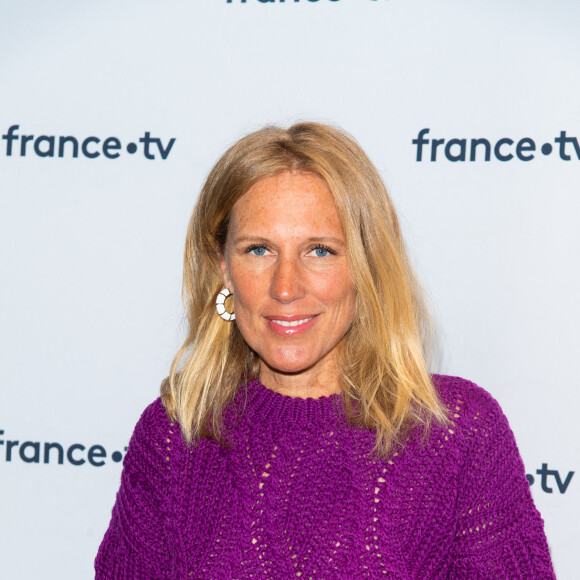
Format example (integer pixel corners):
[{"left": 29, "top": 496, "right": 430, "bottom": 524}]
[
  {"left": 265, "top": 314, "right": 318, "bottom": 335},
  {"left": 269, "top": 317, "right": 314, "bottom": 327}
]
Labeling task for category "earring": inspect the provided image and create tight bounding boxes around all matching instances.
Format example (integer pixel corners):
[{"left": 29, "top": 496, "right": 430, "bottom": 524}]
[{"left": 216, "top": 288, "right": 235, "bottom": 321}]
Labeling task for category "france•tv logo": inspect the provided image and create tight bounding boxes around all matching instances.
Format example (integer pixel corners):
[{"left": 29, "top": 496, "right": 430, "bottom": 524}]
[
  {"left": 1, "top": 125, "right": 176, "bottom": 160},
  {"left": 412, "top": 128, "right": 580, "bottom": 162}
]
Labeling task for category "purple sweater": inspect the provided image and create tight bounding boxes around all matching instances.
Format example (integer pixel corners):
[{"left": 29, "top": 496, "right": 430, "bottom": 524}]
[{"left": 95, "top": 375, "right": 555, "bottom": 578}]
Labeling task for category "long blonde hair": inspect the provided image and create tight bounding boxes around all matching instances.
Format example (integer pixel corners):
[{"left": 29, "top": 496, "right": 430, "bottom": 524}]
[{"left": 162, "top": 122, "right": 447, "bottom": 457}]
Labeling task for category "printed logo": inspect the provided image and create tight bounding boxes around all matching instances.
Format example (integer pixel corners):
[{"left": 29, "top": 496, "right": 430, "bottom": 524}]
[
  {"left": 0, "top": 429, "right": 126, "bottom": 467},
  {"left": 526, "top": 464, "right": 575, "bottom": 494},
  {"left": 412, "top": 128, "right": 580, "bottom": 162},
  {"left": 1, "top": 125, "right": 175, "bottom": 160}
]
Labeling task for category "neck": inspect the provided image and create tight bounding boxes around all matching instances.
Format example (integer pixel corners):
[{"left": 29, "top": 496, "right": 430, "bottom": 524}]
[{"left": 258, "top": 359, "right": 341, "bottom": 399}]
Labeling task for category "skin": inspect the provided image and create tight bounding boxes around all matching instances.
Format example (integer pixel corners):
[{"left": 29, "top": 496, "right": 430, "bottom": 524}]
[{"left": 220, "top": 171, "right": 356, "bottom": 399}]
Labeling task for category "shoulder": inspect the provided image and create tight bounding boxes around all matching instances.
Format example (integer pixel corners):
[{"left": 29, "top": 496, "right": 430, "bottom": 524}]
[
  {"left": 431, "top": 373, "right": 505, "bottom": 426},
  {"left": 129, "top": 398, "right": 174, "bottom": 445},
  {"left": 430, "top": 373, "right": 518, "bottom": 456},
  {"left": 428, "top": 374, "right": 528, "bottom": 493},
  {"left": 133, "top": 397, "right": 174, "bottom": 436},
  {"left": 123, "top": 398, "right": 186, "bottom": 472},
  {"left": 429, "top": 374, "right": 529, "bottom": 491}
]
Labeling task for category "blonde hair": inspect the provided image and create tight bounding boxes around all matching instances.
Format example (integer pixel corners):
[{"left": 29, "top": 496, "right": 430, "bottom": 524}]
[{"left": 162, "top": 122, "right": 447, "bottom": 457}]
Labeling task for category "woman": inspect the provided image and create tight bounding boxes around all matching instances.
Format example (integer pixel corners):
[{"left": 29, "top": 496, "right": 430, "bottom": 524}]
[{"left": 96, "top": 122, "right": 555, "bottom": 578}]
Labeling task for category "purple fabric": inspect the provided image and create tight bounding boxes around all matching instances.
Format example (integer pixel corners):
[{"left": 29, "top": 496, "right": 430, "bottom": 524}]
[{"left": 95, "top": 375, "right": 555, "bottom": 579}]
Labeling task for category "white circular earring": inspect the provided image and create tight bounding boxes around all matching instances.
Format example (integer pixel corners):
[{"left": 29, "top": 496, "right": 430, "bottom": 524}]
[{"left": 216, "top": 288, "right": 235, "bottom": 321}]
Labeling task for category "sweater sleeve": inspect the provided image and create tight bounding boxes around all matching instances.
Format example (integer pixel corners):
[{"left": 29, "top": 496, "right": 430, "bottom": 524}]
[
  {"left": 95, "top": 399, "right": 175, "bottom": 579},
  {"left": 448, "top": 382, "right": 556, "bottom": 579}
]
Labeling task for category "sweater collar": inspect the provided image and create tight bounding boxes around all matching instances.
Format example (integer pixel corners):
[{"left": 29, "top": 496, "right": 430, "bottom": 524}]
[{"left": 234, "top": 379, "right": 345, "bottom": 430}]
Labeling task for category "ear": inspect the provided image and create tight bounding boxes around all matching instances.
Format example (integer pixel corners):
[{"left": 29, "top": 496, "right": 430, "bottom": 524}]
[{"left": 217, "top": 247, "right": 233, "bottom": 292}]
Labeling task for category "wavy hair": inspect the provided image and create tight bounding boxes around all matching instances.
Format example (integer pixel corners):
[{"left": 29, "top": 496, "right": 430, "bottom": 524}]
[{"left": 161, "top": 122, "right": 448, "bottom": 457}]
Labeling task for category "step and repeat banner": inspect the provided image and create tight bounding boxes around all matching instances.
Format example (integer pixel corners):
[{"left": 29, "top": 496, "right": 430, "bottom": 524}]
[{"left": 1, "top": 0, "right": 578, "bottom": 578}]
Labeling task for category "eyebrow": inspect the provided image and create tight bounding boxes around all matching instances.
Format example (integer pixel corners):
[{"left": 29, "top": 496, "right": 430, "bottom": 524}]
[{"left": 232, "top": 235, "right": 346, "bottom": 246}]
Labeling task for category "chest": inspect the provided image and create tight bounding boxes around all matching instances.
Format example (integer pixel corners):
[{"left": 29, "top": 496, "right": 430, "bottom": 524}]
[{"left": 169, "top": 434, "right": 462, "bottom": 578}]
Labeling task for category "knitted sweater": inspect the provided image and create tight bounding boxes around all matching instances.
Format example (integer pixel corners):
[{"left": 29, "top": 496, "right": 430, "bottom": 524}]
[{"left": 95, "top": 375, "right": 555, "bottom": 579}]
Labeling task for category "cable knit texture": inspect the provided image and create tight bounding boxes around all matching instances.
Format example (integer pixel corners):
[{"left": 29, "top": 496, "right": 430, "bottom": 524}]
[{"left": 95, "top": 375, "right": 555, "bottom": 579}]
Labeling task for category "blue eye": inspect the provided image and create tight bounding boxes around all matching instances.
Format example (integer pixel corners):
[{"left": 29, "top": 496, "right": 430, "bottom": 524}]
[
  {"left": 312, "top": 245, "right": 335, "bottom": 257},
  {"left": 250, "top": 246, "right": 267, "bottom": 256}
]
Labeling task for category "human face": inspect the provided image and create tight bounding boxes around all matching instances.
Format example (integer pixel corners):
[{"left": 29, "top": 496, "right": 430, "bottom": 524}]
[{"left": 220, "top": 171, "right": 356, "bottom": 396}]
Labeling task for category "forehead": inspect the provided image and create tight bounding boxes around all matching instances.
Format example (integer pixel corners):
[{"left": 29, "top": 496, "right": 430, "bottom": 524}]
[{"left": 228, "top": 171, "right": 344, "bottom": 239}]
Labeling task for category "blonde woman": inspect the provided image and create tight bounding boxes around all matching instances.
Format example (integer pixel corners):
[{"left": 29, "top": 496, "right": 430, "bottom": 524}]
[{"left": 96, "top": 123, "right": 555, "bottom": 578}]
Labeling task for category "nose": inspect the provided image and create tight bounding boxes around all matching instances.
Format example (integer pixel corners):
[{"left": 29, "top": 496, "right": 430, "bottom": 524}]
[{"left": 269, "top": 256, "right": 305, "bottom": 303}]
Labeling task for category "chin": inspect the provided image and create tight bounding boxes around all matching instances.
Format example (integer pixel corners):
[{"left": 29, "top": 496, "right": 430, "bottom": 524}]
[
  {"left": 260, "top": 352, "right": 315, "bottom": 376},
  {"left": 265, "top": 361, "right": 312, "bottom": 376}
]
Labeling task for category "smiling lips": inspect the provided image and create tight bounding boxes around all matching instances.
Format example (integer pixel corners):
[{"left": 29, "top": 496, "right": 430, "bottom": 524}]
[{"left": 266, "top": 315, "right": 318, "bottom": 335}]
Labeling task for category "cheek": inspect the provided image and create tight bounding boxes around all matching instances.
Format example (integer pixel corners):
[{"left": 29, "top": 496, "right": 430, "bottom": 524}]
[
  {"left": 227, "top": 265, "right": 266, "bottom": 336},
  {"left": 230, "top": 271, "right": 263, "bottom": 308},
  {"left": 315, "top": 269, "right": 355, "bottom": 312}
]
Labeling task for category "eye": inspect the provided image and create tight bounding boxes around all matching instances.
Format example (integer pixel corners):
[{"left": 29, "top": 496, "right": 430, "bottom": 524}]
[
  {"left": 310, "top": 244, "right": 335, "bottom": 257},
  {"left": 247, "top": 245, "right": 268, "bottom": 256}
]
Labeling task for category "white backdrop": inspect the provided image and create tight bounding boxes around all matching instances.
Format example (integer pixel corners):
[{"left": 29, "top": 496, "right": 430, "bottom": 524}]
[{"left": 1, "top": 1, "right": 578, "bottom": 578}]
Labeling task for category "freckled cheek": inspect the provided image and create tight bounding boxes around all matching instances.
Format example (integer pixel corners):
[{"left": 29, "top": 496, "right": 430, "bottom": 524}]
[
  {"left": 312, "top": 272, "right": 355, "bottom": 315},
  {"left": 228, "top": 269, "right": 268, "bottom": 328},
  {"left": 230, "top": 294, "right": 265, "bottom": 352}
]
